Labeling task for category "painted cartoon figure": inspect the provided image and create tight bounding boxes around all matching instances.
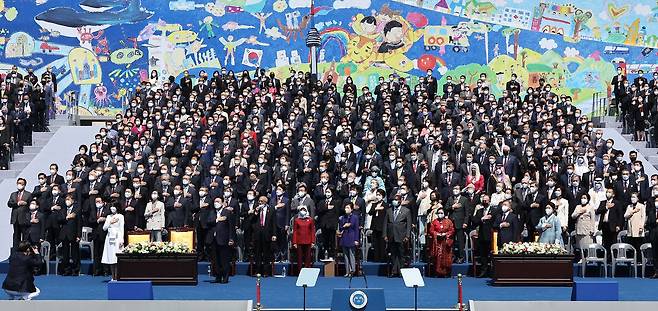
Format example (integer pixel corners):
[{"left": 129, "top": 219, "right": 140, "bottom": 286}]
[
  {"left": 352, "top": 14, "right": 379, "bottom": 39},
  {"left": 378, "top": 21, "right": 405, "bottom": 53},
  {"left": 199, "top": 16, "right": 220, "bottom": 38},
  {"left": 342, "top": 35, "right": 376, "bottom": 66},
  {"left": 251, "top": 12, "right": 272, "bottom": 34},
  {"left": 218, "top": 35, "right": 246, "bottom": 66}
]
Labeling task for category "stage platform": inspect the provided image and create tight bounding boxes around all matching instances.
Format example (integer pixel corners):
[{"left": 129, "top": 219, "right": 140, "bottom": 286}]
[{"left": 0, "top": 274, "right": 656, "bottom": 308}]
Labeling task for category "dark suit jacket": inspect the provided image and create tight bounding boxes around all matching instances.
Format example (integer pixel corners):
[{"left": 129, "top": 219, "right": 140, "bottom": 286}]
[
  {"left": 251, "top": 205, "right": 277, "bottom": 240},
  {"left": 383, "top": 206, "right": 412, "bottom": 243},
  {"left": 2, "top": 251, "right": 41, "bottom": 293},
  {"left": 59, "top": 204, "right": 81, "bottom": 241},
  {"left": 21, "top": 210, "right": 45, "bottom": 243},
  {"left": 207, "top": 208, "right": 236, "bottom": 246},
  {"left": 596, "top": 199, "right": 624, "bottom": 232},
  {"left": 472, "top": 206, "right": 499, "bottom": 241},
  {"left": 8, "top": 190, "right": 32, "bottom": 224},
  {"left": 494, "top": 211, "right": 519, "bottom": 244}
]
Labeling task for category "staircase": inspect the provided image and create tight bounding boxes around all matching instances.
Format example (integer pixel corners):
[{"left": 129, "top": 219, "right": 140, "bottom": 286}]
[
  {"left": 0, "top": 115, "right": 70, "bottom": 180},
  {"left": 599, "top": 116, "right": 658, "bottom": 172}
]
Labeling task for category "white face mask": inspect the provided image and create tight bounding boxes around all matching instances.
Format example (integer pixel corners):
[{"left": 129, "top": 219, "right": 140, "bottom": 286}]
[
  {"left": 110, "top": 206, "right": 117, "bottom": 214},
  {"left": 631, "top": 197, "right": 638, "bottom": 204},
  {"left": 545, "top": 208, "right": 553, "bottom": 215},
  {"left": 580, "top": 199, "right": 588, "bottom": 205},
  {"left": 299, "top": 210, "right": 308, "bottom": 218},
  {"left": 501, "top": 206, "right": 510, "bottom": 213}
]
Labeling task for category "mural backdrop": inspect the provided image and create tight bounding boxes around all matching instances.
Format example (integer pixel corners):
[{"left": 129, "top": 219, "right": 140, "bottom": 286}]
[{"left": 0, "top": 0, "right": 655, "bottom": 115}]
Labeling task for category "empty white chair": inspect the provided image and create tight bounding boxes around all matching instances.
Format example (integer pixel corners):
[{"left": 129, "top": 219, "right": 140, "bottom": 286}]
[
  {"left": 567, "top": 230, "right": 577, "bottom": 255},
  {"left": 40, "top": 241, "right": 51, "bottom": 275},
  {"left": 616, "top": 230, "right": 628, "bottom": 243},
  {"left": 580, "top": 243, "right": 608, "bottom": 277},
  {"left": 79, "top": 226, "right": 94, "bottom": 260},
  {"left": 640, "top": 243, "right": 653, "bottom": 278},
  {"left": 611, "top": 243, "right": 637, "bottom": 278},
  {"left": 463, "top": 230, "right": 471, "bottom": 264}
]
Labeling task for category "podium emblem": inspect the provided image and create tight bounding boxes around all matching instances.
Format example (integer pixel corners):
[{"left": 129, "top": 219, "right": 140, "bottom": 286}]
[{"left": 349, "top": 290, "right": 368, "bottom": 309}]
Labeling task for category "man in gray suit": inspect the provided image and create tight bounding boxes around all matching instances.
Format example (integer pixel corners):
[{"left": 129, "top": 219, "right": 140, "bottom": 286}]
[
  {"left": 383, "top": 194, "right": 412, "bottom": 277},
  {"left": 8, "top": 178, "right": 32, "bottom": 249}
]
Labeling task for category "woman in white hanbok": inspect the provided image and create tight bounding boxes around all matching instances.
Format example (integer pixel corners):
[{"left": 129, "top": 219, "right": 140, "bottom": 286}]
[{"left": 101, "top": 206, "right": 124, "bottom": 280}]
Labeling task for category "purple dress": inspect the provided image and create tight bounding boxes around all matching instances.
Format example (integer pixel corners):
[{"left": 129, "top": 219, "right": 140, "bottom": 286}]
[{"left": 339, "top": 213, "right": 360, "bottom": 247}]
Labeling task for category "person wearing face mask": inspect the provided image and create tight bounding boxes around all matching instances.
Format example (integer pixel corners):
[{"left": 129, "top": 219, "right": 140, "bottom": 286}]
[
  {"left": 251, "top": 196, "right": 277, "bottom": 276},
  {"left": 54, "top": 194, "right": 81, "bottom": 276},
  {"left": 445, "top": 186, "right": 469, "bottom": 263},
  {"left": 523, "top": 182, "right": 546, "bottom": 242},
  {"left": 494, "top": 201, "right": 520, "bottom": 246},
  {"left": 89, "top": 197, "right": 110, "bottom": 276},
  {"left": 9, "top": 178, "right": 32, "bottom": 249},
  {"left": 367, "top": 189, "right": 388, "bottom": 262},
  {"left": 21, "top": 200, "right": 45, "bottom": 248},
  {"left": 208, "top": 197, "right": 235, "bottom": 284},
  {"left": 428, "top": 208, "right": 454, "bottom": 277},
  {"left": 338, "top": 204, "right": 360, "bottom": 277},
  {"left": 292, "top": 206, "right": 315, "bottom": 274},
  {"left": 571, "top": 194, "right": 596, "bottom": 251},
  {"left": 271, "top": 185, "right": 290, "bottom": 262},
  {"left": 193, "top": 186, "right": 212, "bottom": 261},
  {"left": 317, "top": 188, "right": 340, "bottom": 260},
  {"left": 596, "top": 188, "right": 623, "bottom": 254},
  {"left": 384, "top": 193, "right": 412, "bottom": 277},
  {"left": 290, "top": 183, "right": 316, "bottom": 218},
  {"left": 536, "top": 203, "right": 563, "bottom": 245},
  {"left": 471, "top": 195, "right": 497, "bottom": 277},
  {"left": 624, "top": 193, "right": 647, "bottom": 255},
  {"left": 101, "top": 204, "right": 124, "bottom": 281},
  {"left": 166, "top": 185, "right": 191, "bottom": 228},
  {"left": 145, "top": 191, "right": 165, "bottom": 242}
]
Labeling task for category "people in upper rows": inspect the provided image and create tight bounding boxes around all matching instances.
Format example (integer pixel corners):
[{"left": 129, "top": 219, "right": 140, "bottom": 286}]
[{"left": 5, "top": 65, "right": 658, "bottom": 281}]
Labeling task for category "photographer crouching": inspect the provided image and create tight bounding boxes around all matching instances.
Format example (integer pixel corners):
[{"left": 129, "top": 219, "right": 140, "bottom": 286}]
[{"left": 2, "top": 241, "right": 42, "bottom": 300}]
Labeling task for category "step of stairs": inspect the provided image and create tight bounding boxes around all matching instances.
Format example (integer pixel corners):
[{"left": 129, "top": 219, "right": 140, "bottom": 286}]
[{"left": 0, "top": 170, "right": 21, "bottom": 179}]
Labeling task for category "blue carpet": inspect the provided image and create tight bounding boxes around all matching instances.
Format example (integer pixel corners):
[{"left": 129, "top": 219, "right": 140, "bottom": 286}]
[{"left": 2, "top": 274, "right": 657, "bottom": 308}]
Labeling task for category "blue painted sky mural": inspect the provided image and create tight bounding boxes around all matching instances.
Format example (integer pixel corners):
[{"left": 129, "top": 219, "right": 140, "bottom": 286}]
[{"left": 0, "top": 0, "right": 656, "bottom": 115}]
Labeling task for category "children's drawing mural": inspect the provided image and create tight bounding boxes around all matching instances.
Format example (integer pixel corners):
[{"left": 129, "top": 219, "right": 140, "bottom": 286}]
[{"left": 0, "top": 0, "right": 654, "bottom": 115}]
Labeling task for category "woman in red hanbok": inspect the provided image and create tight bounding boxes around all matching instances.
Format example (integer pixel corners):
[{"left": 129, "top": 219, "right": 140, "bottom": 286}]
[{"left": 428, "top": 209, "right": 455, "bottom": 277}]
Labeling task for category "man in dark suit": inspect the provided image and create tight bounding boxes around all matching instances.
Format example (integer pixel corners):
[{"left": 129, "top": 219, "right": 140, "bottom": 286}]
[
  {"left": 523, "top": 182, "right": 547, "bottom": 242},
  {"left": 166, "top": 185, "right": 191, "bottom": 228},
  {"left": 445, "top": 185, "right": 470, "bottom": 263},
  {"left": 317, "top": 188, "right": 340, "bottom": 259},
  {"left": 47, "top": 163, "right": 65, "bottom": 188},
  {"left": 471, "top": 195, "right": 498, "bottom": 277},
  {"left": 89, "top": 197, "right": 109, "bottom": 276},
  {"left": 251, "top": 196, "right": 277, "bottom": 276},
  {"left": 22, "top": 200, "right": 45, "bottom": 247},
  {"left": 494, "top": 201, "right": 519, "bottom": 246},
  {"left": 8, "top": 178, "right": 32, "bottom": 249},
  {"left": 194, "top": 186, "right": 213, "bottom": 261},
  {"left": 383, "top": 194, "right": 412, "bottom": 277},
  {"left": 596, "top": 188, "right": 623, "bottom": 254},
  {"left": 59, "top": 195, "right": 81, "bottom": 276},
  {"left": 208, "top": 197, "right": 235, "bottom": 283}
]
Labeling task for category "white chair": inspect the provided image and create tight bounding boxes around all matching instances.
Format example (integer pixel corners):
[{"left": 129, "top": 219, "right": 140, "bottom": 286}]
[
  {"left": 581, "top": 243, "right": 608, "bottom": 277},
  {"left": 79, "top": 226, "right": 94, "bottom": 260},
  {"left": 54, "top": 242, "right": 62, "bottom": 275},
  {"left": 611, "top": 243, "right": 638, "bottom": 278},
  {"left": 40, "top": 241, "right": 51, "bottom": 275},
  {"left": 640, "top": 243, "right": 653, "bottom": 278},
  {"left": 616, "top": 230, "right": 628, "bottom": 243}
]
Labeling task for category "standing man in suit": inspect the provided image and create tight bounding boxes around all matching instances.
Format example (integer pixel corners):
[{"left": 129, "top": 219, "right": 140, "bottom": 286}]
[
  {"left": 209, "top": 197, "right": 235, "bottom": 284},
  {"left": 89, "top": 197, "right": 109, "bottom": 276},
  {"left": 383, "top": 194, "right": 411, "bottom": 277},
  {"left": 251, "top": 196, "right": 276, "bottom": 276},
  {"left": 471, "top": 195, "right": 497, "bottom": 277},
  {"left": 8, "top": 178, "right": 32, "bottom": 249},
  {"left": 22, "top": 200, "right": 45, "bottom": 247},
  {"left": 596, "top": 188, "right": 623, "bottom": 254},
  {"left": 494, "top": 200, "right": 519, "bottom": 247},
  {"left": 445, "top": 185, "right": 470, "bottom": 263},
  {"left": 59, "top": 195, "right": 81, "bottom": 276}
]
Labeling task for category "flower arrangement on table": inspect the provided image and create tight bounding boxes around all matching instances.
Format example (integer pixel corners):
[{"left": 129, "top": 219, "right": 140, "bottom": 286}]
[
  {"left": 122, "top": 241, "right": 193, "bottom": 255},
  {"left": 499, "top": 242, "right": 567, "bottom": 255}
]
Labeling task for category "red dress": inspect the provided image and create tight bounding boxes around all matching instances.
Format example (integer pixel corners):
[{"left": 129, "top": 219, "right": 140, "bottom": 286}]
[{"left": 429, "top": 218, "right": 455, "bottom": 277}]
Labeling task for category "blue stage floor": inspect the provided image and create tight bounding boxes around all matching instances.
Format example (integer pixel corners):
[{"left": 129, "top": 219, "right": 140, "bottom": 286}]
[{"left": 2, "top": 274, "right": 657, "bottom": 308}]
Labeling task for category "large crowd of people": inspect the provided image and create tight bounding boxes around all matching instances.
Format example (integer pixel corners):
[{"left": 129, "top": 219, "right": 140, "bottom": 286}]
[{"left": 4, "top": 64, "right": 658, "bottom": 286}]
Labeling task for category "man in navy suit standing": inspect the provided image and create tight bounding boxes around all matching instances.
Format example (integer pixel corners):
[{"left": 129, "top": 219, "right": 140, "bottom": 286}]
[
  {"left": 494, "top": 200, "right": 519, "bottom": 247},
  {"left": 209, "top": 197, "right": 235, "bottom": 284}
]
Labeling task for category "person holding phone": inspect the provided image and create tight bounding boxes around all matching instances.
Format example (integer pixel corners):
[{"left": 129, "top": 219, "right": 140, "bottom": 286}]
[{"left": 2, "top": 241, "right": 42, "bottom": 300}]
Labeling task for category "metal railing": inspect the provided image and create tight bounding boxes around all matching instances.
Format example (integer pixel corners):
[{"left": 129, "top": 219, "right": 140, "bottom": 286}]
[{"left": 591, "top": 91, "right": 609, "bottom": 127}]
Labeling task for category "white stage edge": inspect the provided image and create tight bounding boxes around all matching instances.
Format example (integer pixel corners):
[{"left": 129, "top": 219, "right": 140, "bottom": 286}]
[{"left": 0, "top": 125, "right": 100, "bottom": 261}]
